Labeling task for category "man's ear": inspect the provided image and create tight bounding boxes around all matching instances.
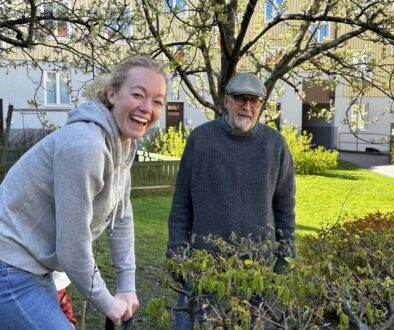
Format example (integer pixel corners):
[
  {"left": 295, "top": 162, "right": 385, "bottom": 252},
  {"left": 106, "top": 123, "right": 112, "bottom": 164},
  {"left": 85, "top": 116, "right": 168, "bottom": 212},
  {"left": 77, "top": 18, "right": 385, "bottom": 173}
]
[
  {"left": 223, "top": 95, "right": 230, "bottom": 108},
  {"left": 107, "top": 89, "right": 115, "bottom": 106}
]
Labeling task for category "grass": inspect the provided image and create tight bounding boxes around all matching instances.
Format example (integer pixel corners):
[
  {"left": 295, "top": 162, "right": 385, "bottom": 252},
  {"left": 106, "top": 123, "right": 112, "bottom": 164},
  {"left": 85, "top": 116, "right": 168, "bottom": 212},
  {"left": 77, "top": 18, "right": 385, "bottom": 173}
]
[{"left": 69, "top": 161, "right": 394, "bottom": 329}]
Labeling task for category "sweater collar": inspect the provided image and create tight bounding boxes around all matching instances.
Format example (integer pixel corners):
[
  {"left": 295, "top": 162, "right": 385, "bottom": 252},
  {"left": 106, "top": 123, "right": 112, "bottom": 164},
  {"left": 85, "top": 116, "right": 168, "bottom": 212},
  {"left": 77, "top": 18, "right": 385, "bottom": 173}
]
[{"left": 220, "top": 114, "right": 260, "bottom": 136}]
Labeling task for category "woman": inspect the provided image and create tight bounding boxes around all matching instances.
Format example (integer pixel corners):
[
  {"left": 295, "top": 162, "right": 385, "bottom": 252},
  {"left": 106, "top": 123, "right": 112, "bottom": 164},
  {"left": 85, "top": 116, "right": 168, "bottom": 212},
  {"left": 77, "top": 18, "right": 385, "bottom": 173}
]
[{"left": 0, "top": 56, "right": 167, "bottom": 329}]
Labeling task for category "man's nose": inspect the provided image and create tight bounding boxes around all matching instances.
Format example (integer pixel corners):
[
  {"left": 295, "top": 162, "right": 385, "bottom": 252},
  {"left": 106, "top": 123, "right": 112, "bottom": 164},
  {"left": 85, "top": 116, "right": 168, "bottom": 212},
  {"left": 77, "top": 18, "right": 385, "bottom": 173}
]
[{"left": 242, "top": 99, "right": 253, "bottom": 110}]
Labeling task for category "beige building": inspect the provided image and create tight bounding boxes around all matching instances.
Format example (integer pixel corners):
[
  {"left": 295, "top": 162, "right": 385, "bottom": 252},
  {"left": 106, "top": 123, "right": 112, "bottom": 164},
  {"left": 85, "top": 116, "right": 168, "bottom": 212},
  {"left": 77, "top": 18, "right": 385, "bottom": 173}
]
[{"left": 1, "top": 0, "right": 393, "bottom": 152}]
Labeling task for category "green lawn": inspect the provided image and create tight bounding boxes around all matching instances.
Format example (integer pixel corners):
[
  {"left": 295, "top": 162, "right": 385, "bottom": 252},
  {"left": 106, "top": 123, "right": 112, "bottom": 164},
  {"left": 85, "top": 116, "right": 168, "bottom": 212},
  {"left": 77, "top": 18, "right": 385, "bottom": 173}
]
[
  {"left": 295, "top": 160, "right": 394, "bottom": 236},
  {"left": 69, "top": 160, "right": 394, "bottom": 329}
]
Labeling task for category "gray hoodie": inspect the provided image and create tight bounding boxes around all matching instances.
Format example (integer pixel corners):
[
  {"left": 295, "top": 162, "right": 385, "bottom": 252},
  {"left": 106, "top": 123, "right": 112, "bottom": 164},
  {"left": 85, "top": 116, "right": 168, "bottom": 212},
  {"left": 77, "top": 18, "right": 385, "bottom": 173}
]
[{"left": 0, "top": 101, "right": 137, "bottom": 315}]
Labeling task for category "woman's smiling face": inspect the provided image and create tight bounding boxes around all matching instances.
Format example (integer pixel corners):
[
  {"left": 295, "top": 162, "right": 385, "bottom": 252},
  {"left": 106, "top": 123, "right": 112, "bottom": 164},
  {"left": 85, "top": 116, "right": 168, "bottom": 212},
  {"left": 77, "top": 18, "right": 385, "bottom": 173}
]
[{"left": 108, "top": 66, "right": 167, "bottom": 140}]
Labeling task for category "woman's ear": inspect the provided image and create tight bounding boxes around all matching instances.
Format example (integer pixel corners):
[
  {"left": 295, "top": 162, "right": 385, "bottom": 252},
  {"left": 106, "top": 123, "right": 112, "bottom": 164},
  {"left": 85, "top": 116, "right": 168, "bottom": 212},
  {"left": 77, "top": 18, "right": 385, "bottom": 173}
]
[{"left": 107, "top": 89, "right": 115, "bottom": 106}]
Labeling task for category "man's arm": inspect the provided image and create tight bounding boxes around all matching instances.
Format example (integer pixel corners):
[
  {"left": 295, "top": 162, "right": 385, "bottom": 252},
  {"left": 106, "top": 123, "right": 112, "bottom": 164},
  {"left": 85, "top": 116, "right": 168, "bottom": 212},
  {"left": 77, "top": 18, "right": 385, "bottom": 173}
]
[{"left": 167, "top": 137, "right": 195, "bottom": 257}]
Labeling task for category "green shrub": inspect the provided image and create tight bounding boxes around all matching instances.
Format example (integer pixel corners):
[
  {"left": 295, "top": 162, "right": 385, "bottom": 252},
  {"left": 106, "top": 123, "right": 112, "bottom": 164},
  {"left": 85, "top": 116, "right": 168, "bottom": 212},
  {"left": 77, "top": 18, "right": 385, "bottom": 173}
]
[
  {"left": 147, "top": 212, "right": 394, "bottom": 329},
  {"left": 281, "top": 125, "right": 338, "bottom": 175},
  {"left": 140, "top": 123, "right": 189, "bottom": 158},
  {"left": 300, "top": 211, "right": 394, "bottom": 330}
]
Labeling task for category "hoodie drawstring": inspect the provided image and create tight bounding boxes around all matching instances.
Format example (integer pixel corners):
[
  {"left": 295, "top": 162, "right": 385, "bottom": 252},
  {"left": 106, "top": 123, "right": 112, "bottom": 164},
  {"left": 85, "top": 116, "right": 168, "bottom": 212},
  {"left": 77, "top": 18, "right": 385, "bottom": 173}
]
[
  {"left": 119, "top": 167, "right": 126, "bottom": 222},
  {"left": 109, "top": 164, "right": 127, "bottom": 235}
]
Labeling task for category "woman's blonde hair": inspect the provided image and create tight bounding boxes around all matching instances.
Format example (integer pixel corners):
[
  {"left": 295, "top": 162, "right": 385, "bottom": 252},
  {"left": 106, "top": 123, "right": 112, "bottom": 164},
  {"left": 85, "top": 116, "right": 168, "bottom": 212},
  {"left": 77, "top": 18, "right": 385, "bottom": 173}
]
[{"left": 83, "top": 56, "right": 167, "bottom": 107}]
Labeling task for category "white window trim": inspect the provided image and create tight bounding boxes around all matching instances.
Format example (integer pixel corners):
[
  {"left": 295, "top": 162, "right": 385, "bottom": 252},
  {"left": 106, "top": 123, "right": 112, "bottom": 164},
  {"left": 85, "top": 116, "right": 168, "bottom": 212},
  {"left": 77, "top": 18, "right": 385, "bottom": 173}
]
[
  {"left": 212, "top": 27, "right": 221, "bottom": 49},
  {"left": 42, "top": 1, "right": 72, "bottom": 40},
  {"left": 104, "top": 5, "right": 133, "bottom": 44},
  {"left": 0, "top": 40, "right": 5, "bottom": 55},
  {"left": 43, "top": 71, "right": 72, "bottom": 107},
  {"left": 264, "top": 0, "right": 285, "bottom": 23},
  {"left": 350, "top": 103, "right": 369, "bottom": 131},
  {"left": 310, "top": 22, "right": 330, "bottom": 43},
  {"left": 352, "top": 52, "right": 373, "bottom": 81},
  {"left": 164, "top": 0, "right": 187, "bottom": 15}
]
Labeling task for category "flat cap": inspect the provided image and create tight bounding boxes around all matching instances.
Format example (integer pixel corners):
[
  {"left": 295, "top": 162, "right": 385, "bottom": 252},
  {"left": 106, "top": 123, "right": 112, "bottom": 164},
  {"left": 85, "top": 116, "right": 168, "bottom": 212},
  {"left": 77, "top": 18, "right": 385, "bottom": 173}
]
[{"left": 225, "top": 72, "right": 266, "bottom": 97}]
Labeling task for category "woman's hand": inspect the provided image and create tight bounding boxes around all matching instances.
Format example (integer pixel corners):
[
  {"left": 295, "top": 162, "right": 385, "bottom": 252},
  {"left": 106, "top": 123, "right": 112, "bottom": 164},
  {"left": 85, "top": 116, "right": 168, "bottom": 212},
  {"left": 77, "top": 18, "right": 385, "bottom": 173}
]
[
  {"left": 106, "top": 292, "right": 139, "bottom": 325},
  {"left": 115, "top": 291, "right": 139, "bottom": 322},
  {"left": 106, "top": 297, "right": 128, "bottom": 326}
]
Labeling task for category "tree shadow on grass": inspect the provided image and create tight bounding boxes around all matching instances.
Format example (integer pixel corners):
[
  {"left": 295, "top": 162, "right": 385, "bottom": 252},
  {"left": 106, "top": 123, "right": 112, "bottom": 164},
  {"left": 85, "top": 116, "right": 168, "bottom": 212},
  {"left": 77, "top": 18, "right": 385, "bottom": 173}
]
[
  {"left": 296, "top": 224, "right": 319, "bottom": 235},
  {"left": 318, "top": 171, "right": 362, "bottom": 180},
  {"left": 311, "top": 161, "right": 364, "bottom": 180}
]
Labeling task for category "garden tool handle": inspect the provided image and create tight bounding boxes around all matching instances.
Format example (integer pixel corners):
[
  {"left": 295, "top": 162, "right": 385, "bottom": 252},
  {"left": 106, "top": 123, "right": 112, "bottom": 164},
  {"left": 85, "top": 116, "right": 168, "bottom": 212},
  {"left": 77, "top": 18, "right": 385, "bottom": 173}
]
[{"left": 105, "top": 316, "right": 133, "bottom": 330}]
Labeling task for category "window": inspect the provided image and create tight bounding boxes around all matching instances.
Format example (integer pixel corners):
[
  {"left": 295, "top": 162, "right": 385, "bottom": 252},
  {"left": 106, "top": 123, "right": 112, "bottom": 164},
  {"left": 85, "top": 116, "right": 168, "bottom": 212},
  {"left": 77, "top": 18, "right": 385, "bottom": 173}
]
[
  {"left": 265, "top": 0, "right": 285, "bottom": 22},
  {"left": 164, "top": 0, "right": 185, "bottom": 12},
  {"left": 310, "top": 22, "right": 329, "bottom": 43},
  {"left": 42, "top": 1, "right": 71, "bottom": 38},
  {"left": 213, "top": 27, "right": 221, "bottom": 48},
  {"left": 173, "top": 46, "right": 185, "bottom": 64},
  {"left": 0, "top": 40, "right": 6, "bottom": 56},
  {"left": 44, "top": 71, "right": 71, "bottom": 106},
  {"left": 263, "top": 47, "right": 286, "bottom": 65},
  {"left": 353, "top": 53, "right": 373, "bottom": 80},
  {"left": 104, "top": 6, "right": 132, "bottom": 41},
  {"left": 165, "top": 45, "right": 186, "bottom": 65},
  {"left": 350, "top": 103, "right": 368, "bottom": 131}
]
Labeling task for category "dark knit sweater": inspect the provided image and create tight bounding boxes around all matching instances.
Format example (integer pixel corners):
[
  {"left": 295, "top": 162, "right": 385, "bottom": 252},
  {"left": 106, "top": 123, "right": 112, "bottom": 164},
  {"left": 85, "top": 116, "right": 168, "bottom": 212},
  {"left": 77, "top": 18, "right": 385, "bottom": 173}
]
[{"left": 167, "top": 117, "right": 296, "bottom": 257}]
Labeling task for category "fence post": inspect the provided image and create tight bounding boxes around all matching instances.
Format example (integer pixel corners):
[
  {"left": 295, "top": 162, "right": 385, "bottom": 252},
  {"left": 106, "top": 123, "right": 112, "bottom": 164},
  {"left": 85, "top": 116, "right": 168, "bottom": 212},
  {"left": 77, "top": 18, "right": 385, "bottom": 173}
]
[
  {"left": 1, "top": 104, "right": 13, "bottom": 165},
  {"left": 0, "top": 99, "right": 3, "bottom": 143}
]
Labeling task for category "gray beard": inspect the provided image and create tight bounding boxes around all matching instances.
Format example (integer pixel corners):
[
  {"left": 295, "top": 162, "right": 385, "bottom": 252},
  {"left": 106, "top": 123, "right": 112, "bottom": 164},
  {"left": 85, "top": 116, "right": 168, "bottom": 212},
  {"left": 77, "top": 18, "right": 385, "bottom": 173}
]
[{"left": 224, "top": 114, "right": 256, "bottom": 136}]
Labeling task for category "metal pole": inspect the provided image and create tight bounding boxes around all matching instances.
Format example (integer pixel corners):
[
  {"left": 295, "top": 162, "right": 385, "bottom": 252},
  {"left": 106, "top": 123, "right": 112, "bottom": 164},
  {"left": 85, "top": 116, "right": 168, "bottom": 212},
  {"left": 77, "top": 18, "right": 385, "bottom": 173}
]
[
  {"left": 0, "top": 99, "right": 3, "bottom": 143},
  {"left": 1, "top": 104, "right": 13, "bottom": 165}
]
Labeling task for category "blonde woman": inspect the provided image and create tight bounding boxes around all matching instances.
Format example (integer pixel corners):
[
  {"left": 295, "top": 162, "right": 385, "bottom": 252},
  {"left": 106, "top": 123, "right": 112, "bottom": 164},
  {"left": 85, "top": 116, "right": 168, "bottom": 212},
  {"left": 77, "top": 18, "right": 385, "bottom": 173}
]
[{"left": 0, "top": 56, "right": 167, "bottom": 329}]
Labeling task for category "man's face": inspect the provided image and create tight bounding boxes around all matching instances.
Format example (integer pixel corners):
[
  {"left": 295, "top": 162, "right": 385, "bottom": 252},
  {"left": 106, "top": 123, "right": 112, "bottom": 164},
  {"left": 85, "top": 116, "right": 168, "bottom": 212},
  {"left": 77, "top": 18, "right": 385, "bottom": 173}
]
[{"left": 223, "top": 94, "right": 263, "bottom": 133}]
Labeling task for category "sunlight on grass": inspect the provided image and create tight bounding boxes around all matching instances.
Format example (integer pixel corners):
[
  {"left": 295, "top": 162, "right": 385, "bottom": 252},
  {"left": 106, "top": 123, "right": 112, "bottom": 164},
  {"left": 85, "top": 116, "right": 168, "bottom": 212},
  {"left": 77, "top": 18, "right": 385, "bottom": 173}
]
[{"left": 296, "top": 161, "right": 394, "bottom": 236}]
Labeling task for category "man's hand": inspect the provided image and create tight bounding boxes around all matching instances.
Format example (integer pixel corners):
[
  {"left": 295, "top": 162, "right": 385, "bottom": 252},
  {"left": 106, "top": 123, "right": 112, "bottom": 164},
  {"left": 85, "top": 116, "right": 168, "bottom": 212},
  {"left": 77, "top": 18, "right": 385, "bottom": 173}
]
[{"left": 115, "top": 291, "right": 139, "bottom": 322}]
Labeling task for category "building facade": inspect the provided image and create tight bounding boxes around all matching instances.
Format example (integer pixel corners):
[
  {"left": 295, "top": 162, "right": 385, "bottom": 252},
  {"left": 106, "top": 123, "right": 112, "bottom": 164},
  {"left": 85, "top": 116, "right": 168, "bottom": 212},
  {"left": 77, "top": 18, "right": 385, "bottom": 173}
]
[{"left": 1, "top": 0, "right": 393, "bottom": 152}]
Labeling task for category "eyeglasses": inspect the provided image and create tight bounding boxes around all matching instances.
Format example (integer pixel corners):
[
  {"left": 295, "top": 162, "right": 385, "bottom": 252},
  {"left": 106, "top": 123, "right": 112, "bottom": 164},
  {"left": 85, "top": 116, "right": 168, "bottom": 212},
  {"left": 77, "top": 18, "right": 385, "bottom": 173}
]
[{"left": 231, "top": 95, "right": 263, "bottom": 109}]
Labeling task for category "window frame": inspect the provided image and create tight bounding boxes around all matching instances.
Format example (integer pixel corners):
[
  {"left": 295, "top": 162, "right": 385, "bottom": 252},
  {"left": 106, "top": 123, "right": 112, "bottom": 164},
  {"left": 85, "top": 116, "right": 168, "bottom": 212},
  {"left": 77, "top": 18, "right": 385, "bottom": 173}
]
[
  {"left": 164, "top": 0, "right": 186, "bottom": 13},
  {"left": 264, "top": 0, "right": 285, "bottom": 23},
  {"left": 43, "top": 70, "right": 72, "bottom": 107},
  {"left": 104, "top": 5, "right": 133, "bottom": 43},
  {"left": 310, "top": 22, "right": 330, "bottom": 43},
  {"left": 42, "top": 1, "right": 72, "bottom": 39},
  {"left": 262, "top": 47, "right": 286, "bottom": 65},
  {"left": 350, "top": 103, "right": 369, "bottom": 131},
  {"left": 352, "top": 52, "right": 373, "bottom": 81}
]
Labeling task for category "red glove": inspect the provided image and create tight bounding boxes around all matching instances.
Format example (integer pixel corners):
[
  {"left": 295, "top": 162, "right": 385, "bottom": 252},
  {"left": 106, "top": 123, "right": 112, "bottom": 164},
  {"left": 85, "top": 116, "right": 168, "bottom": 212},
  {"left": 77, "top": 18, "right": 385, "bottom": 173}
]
[{"left": 57, "top": 288, "right": 77, "bottom": 325}]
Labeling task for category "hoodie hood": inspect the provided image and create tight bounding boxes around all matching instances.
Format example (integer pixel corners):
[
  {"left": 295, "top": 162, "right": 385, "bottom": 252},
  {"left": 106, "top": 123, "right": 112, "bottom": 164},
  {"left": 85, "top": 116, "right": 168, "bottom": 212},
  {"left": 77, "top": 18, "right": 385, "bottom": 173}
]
[{"left": 67, "top": 101, "right": 133, "bottom": 167}]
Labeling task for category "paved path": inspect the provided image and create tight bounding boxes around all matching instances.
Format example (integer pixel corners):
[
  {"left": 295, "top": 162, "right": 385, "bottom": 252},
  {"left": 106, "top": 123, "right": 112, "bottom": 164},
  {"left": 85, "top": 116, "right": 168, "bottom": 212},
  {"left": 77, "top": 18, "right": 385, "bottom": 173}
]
[{"left": 339, "top": 152, "right": 394, "bottom": 178}]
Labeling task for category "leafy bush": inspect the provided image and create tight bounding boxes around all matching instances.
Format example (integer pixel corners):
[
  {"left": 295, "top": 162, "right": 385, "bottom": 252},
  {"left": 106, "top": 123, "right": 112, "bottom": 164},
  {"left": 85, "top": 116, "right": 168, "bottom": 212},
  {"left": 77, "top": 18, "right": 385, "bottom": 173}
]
[
  {"left": 281, "top": 125, "right": 338, "bottom": 175},
  {"left": 300, "top": 211, "right": 394, "bottom": 330},
  {"left": 140, "top": 123, "right": 189, "bottom": 158},
  {"left": 147, "top": 212, "right": 394, "bottom": 329}
]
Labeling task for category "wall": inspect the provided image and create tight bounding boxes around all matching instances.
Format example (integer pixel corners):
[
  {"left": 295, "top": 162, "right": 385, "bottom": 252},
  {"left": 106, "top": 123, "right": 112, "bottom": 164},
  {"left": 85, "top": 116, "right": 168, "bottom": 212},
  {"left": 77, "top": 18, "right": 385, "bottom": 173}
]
[{"left": 334, "top": 85, "right": 393, "bottom": 152}]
